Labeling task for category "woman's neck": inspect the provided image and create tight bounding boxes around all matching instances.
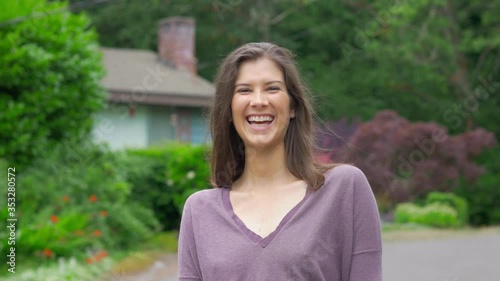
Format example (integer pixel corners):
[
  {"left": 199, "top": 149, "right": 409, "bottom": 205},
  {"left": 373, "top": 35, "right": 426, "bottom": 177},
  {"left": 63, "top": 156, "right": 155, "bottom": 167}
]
[{"left": 235, "top": 143, "right": 296, "bottom": 193}]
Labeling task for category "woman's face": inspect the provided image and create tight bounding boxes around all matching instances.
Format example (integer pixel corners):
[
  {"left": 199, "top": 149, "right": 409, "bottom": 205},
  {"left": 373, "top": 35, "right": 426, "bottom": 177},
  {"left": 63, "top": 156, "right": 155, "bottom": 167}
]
[{"left": 231, "top": 58, "right": 295, "bottom": 151}]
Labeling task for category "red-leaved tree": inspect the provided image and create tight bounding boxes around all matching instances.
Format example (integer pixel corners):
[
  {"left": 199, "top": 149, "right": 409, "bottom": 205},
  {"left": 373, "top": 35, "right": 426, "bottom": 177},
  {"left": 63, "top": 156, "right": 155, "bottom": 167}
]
[{"left": 321, "top": 110, "right": 497, "bottom": 206}]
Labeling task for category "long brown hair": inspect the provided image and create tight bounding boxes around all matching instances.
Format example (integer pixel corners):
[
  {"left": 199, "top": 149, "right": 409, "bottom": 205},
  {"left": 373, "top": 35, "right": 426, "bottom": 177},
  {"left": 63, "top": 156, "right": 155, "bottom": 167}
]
[{"left": 209, "top": 42, "right": 340, "bottom": 191}]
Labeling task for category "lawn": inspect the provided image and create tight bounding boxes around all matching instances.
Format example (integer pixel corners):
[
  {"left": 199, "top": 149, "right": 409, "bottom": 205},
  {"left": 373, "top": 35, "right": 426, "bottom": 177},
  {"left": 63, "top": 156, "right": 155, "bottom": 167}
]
[{"left": 382, "top": 223, "right": 500, "bottom": 242}]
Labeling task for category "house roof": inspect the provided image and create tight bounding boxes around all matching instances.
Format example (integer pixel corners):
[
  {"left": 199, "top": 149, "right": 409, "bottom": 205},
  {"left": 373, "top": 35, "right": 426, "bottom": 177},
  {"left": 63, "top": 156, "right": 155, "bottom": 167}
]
[{"left": 100, "top": 47, "right": 215, "bottom": 107}]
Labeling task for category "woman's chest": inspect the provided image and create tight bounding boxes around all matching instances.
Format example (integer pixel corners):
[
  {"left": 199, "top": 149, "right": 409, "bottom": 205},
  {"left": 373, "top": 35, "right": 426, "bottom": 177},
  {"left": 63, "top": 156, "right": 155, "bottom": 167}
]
[
  {"left": 195, "top": 213, "right": 344, "bottom": 281},
  {"left": 230, "top": 187, "right": 307, "bottom": 238}
]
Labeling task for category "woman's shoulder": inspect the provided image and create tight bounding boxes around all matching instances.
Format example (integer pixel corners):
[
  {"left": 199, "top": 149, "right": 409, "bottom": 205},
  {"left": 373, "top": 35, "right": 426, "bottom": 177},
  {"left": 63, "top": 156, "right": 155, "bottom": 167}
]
[
  {"left": 184, "top": 187, "right": 223, "bottom": 209},
  {"left": 323, "top": 164, "right": 367, "bottom": 181},
  {"left": 320, "top": 164, "right": 372, "bottom": 196}
]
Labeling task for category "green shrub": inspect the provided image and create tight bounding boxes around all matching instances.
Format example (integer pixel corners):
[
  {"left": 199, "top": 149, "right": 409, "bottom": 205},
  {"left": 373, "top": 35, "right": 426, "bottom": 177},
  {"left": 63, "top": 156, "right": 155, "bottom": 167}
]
[
  {"left": 164, "top": 143, "right": 211, "bottom": 213},
  {"left": 418, "top": 203, "right": 459, "bottom": 228},
  {"left": 0, "top": 141, "right": 160, "bottom": 263},
  {"left": 394, "top": 202, "right": 459, "bottom": 228},
  {"left": 14, "top": 207, "right": 92, "bottom": 259},
  {"left": 116, "top": 147, "right": 179, "bottom": 230},
  {"left": 119, "top": 143, "right": 210, "bottom": 230},
  {"left": 455, "top": 146, "right": 500, "bottom": 226},
  {"left": 426, "top": 192, "right": 468, "bottom": 226},
  {"left": 0, "top": 0, "right": 106, "bottom": 168},
  {"left": 394, "top": 203, "right": 419, "bottom": 224}
]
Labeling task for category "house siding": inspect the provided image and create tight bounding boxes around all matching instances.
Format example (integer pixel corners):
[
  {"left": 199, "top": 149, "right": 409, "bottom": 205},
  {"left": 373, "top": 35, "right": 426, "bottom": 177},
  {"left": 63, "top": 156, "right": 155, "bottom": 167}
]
[
  {"left": 93, "top": 103, "right": 209, "bottom": 149},
  {"left": 92, "top": 103, "right": 148, "bottom": 150},
  {"left": 190, "top": 108, "right": 209, "bottom": 144},
  {"left": 148, "top": 105, "right": 176, "bottom": 146}
]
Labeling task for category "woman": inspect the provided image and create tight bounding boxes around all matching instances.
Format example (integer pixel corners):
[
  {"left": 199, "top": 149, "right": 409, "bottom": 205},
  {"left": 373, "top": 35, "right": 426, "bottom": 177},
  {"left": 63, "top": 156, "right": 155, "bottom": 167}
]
[{"left": 178, "top": 42, "right": 382, "bottom": 281}]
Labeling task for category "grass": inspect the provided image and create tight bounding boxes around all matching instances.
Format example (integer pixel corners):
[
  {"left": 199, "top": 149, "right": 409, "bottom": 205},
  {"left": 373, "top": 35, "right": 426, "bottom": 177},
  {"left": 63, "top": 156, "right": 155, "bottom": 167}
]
[
  {"left": 107, "top": 230, "right": 178, "bottom": 275},
  {"left": 382, "top": 223, "right": 500, "bottom": 242}
]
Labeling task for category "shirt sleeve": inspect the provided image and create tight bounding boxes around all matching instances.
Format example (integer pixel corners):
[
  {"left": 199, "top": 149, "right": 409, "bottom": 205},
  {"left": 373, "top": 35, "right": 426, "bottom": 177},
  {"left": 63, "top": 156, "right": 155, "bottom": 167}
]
[
  {"left": 349, "top": 167, "right": 383, "bottom": 281},
  {"left": 178, "top": 195, "right": 203, "bottom": 280}
]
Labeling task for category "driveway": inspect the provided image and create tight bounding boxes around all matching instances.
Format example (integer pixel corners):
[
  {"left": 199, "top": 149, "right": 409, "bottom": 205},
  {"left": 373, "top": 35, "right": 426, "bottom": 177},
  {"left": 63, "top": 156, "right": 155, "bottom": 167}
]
[{"left": 383, "top": 234, "right": 500, "bottom": 281}]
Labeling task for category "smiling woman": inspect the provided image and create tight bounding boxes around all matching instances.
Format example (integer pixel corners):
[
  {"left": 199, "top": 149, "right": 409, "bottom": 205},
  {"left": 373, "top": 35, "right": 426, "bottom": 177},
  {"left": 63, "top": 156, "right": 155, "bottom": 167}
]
[
  {"left": 231, "top": 58, "right": 295, "bottom": 151},
  {"left": 177, "top": 42, "right": 382, "bottom": 281}
]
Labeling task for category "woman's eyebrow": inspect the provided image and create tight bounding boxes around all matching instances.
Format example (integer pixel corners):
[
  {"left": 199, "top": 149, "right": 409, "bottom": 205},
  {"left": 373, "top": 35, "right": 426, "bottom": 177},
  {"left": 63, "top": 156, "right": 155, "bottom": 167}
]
[
  {"left": 234, "top": 83, "right": 251, "bottom": 87},
  {"left": 265, "top": 80, "right": 284, "bottom": 85},
  {"left": 235, "top": 81, "right": 283, "bottom": 87}
]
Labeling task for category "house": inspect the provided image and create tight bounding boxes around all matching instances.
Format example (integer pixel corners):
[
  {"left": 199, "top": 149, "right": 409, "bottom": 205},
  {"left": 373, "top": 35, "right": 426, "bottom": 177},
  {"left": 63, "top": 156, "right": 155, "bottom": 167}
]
[{"left": 92, "top": 17, "right": 214, "bottom": 150}]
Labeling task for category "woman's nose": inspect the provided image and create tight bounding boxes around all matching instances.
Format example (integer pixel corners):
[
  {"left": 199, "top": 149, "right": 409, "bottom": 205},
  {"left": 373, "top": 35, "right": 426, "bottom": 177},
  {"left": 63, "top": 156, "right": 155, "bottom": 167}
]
[{"left": 250, "top": 91, "right": 268, "bottom": 107}]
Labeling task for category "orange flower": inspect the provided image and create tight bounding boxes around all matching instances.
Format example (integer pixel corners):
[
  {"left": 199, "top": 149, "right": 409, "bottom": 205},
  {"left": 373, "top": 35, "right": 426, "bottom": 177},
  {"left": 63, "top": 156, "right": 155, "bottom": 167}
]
[
  {"left": 86, "top": 257, "right": 94, "bottom": 264},
  {"left": 93, "top": 230, "right": 102, "bottom": 237},
  {"left": 43, "top": 248, "right": 53, "bottom": 257},
  {"left": 94, "top": 250, "right": 108, "bottom": 261},
  {"left": 50, "top": 215, "right": 58, "bottom": 223},
  {"left": 63, "top": 195, "right": 70, "bottom": 202},
  {"left": 75, "top": 230, "right": 83, "bottom": 236},
  {"left": 89, "top": 195, "right": 97, "bottom": 202},
  {"left": 99, "top": 251, "right": 108, "bottom": 258},
  {"left": 100, "top": 211, "right": 108, "bottom": 217}
]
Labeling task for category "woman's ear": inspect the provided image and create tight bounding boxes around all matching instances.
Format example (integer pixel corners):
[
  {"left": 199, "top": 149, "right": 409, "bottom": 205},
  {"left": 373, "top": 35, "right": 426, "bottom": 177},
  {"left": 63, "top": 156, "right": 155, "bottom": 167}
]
[{"left": 290, "top": 108, "right": 296, "bottom": 119}]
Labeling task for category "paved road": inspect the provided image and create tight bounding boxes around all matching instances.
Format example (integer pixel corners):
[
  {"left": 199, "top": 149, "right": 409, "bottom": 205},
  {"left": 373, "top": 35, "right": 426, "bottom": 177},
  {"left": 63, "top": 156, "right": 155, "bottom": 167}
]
[
  {"left": 111, "top": 233, "right": 500, "bottom": 281},
  {"left": 383, "top": 234, "right": 500, "bottom": 281}
]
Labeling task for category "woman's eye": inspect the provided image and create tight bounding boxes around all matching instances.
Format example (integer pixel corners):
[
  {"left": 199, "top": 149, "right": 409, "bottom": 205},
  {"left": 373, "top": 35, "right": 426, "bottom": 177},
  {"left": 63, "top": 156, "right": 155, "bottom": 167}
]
[
  {"left": 268, "top": 87, "right": 280, "bottom": 92},
  {"left": 237, "top": 88, "right": 251, "bottom": 93}
]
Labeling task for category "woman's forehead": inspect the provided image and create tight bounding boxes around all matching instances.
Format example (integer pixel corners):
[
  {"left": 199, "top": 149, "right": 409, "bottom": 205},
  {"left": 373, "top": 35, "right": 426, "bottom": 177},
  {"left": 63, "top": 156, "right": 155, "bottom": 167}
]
[{"left": 235, "top": 58, "right": 284, "bottom": 84}]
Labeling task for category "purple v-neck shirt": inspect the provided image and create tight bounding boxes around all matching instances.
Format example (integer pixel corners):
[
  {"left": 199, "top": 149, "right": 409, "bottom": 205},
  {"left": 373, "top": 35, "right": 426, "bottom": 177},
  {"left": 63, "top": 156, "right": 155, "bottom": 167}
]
[{"left": 178, "top": 165, "right": 382, "bottom": 281}]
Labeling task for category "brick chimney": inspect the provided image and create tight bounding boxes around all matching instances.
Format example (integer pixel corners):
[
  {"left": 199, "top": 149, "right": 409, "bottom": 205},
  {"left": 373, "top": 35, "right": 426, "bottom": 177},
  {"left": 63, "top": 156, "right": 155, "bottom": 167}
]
[{"left": 157, "top": 17, "right": 196, "bottom": 74}]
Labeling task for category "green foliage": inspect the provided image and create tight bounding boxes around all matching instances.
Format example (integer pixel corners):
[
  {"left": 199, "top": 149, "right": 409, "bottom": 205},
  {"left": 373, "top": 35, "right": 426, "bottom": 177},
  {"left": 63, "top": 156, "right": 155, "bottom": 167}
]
[
  {"left": 118, "top": 143, "right": 210, "bottom": 230},
  {"left": 426, "top": 192, "right": 469, "bottom": 227},
  {"left": 103, "top": 202, "right": 161, "bottom": 249},
  {"left": 165, "top": 143, "right": 211, "bottom": 213},
  {"left": 394, "top": 202, "right": 459, "bottom": 228},
  {"left": 0, "top": 141, "right": 160, "bottom": 263},
  {"left": 455, "top": 146, "right": 500, "bottom": 226},
  {"left": 393, "top": 191, "right": 468, "bottom": 228},
  {"left": 14, "top": 207, "right": 92, "bottom": 258},
  {"left": 0, "top": 0, "right": 42, "bottom": 21},
  {"left": 115, "top": 147, "right": 178, "bottom": 230},
  {"left": 0, "top": 0, "right": 106, "bottom": 167},
  {"left": 394, "top": 203, "right": 418, "bottom": 224},
  {"left": 0, "top": 257, "right": 114, "bottom": 280}
]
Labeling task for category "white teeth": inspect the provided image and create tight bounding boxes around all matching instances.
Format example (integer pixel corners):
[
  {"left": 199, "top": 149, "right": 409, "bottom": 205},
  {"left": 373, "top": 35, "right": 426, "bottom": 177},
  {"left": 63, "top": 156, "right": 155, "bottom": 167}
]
[{"left": 247, "top": 115, "right": 274, "bottom": 122}]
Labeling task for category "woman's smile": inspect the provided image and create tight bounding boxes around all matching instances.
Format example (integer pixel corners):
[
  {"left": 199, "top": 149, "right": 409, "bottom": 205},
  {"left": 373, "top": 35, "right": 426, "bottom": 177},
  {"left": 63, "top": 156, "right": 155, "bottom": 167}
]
[{"left": 246, "top": 114, "right": 275, "bottom": 131}]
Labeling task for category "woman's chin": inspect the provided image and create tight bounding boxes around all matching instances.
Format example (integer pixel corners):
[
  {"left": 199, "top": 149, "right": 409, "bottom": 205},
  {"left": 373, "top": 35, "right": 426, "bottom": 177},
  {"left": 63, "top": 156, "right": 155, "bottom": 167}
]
[{"left": 243, "top": 138, "right": 284, "bottom": 152}]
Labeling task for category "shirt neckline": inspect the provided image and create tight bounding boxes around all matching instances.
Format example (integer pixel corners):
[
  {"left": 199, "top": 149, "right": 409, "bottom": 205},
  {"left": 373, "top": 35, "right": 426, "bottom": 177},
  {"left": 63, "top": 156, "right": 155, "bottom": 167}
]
[{"left": 221, "top": 186, "right": 312, "bottom": 248}]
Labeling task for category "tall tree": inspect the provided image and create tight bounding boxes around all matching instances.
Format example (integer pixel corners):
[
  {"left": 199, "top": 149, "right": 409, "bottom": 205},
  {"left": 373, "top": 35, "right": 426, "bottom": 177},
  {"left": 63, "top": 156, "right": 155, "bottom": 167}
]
[{"left": 316, "top": 0, "right": 500, "bottom": 134}]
